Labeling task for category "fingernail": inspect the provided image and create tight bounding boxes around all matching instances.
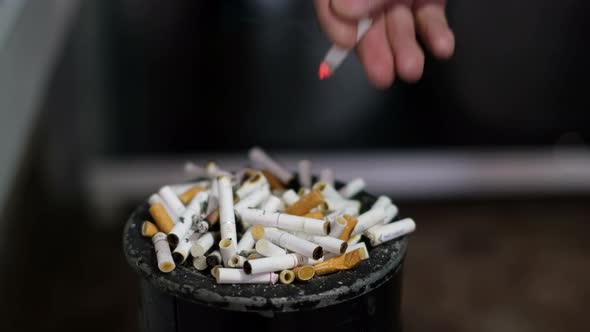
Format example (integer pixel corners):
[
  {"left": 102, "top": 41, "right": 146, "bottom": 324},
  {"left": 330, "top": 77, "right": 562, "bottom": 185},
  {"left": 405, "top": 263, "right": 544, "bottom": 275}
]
[{"left": 332, "top": 0, "right": 371, "bottom": 18}]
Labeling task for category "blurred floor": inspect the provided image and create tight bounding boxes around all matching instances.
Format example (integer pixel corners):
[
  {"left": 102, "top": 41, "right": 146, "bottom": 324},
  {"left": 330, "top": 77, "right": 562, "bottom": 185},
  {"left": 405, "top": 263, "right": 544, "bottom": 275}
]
[
  {"left": 1, "top": 171, "right": 589, "bottom": 331},
  {"left": 402, "top": 199, "right": 590, "bottom": 332}
]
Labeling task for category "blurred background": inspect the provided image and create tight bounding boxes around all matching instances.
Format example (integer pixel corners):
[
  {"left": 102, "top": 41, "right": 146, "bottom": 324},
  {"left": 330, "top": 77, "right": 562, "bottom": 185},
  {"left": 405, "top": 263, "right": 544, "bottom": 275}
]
[{"left": 1, "top": 0, "right": 590, "bottom": 331}]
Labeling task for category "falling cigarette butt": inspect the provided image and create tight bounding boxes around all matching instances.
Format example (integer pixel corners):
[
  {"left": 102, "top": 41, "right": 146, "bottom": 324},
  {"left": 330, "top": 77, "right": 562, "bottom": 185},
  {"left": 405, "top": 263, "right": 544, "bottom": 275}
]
[
  {"left": 318, "top": 18, "right": 372, "bottom": 80},
  {"left": 279, "top": 270, "right": 295, "bottom": 284},
  {"left": 338, "top": 215, "right": 358, "bottom": 241},
  {"left": 314, "top": 248, "right": 363, "bottom": 276},
  {"left": 179, "top": 185, "right": 206, "bottom": 205},
  {"left": 141, "top": 221, "right": 159, "bottom": 237},
  {"left": 149, "top": 203, "right": 175, "bottom": 234},
  {"left": 292, "top": 265, "right": 315, "bottom": 281},
  {"left": 284, "top": 190, "right": 324, "bottom": 216}
]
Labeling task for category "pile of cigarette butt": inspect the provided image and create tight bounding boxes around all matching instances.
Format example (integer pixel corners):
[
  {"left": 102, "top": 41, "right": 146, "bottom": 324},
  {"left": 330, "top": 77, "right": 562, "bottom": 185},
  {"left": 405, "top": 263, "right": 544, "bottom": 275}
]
[{"left": 141, "top": 147, "right": 416, "bottom": 285}]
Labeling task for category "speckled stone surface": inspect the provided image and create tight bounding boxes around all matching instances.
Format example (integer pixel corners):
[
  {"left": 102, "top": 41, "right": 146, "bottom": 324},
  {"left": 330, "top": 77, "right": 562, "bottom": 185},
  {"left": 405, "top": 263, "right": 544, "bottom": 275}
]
[{"left": 123, "top": 189, "right": 408, "bottom": 313}]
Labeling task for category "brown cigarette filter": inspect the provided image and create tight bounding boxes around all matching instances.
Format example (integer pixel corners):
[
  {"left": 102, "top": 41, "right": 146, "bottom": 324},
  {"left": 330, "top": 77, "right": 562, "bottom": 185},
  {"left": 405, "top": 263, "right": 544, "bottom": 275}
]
[
  {"left": 301, "top": 210, "right": 324, "bottom": 220},
  {"left": 179, "top": 186, "right": 207, "bottom": 204},
  {"left": 292, "top": 265, "right": 315, "bottom": 281},
  {"left": 313, "top": 248, "right": 363, "bottom": 276},
  {"left": 338, "top": 215, "right": 358, "bottom": 241},
  {"left": 284, "top": 190, "right": 325, "bottom": 216},
  {"left": 261, "top": 170, "right": 286, "bottom": 190},
  {"left": 149, "top": 203, "right": 175, "bottom": 233},
  {"left": 141, "top": 221, "right": 160, "bottom": 237}
]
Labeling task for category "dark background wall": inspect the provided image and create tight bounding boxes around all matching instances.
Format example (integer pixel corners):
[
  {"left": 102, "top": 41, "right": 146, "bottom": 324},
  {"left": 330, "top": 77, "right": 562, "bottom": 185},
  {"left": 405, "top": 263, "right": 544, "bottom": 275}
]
[{"left": 93, "top": 0, "right": 590, "bottom": 154}]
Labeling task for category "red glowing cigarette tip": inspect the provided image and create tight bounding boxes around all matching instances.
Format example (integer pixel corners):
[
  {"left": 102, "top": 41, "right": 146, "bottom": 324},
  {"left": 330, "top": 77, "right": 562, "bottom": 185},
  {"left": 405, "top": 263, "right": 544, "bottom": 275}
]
[{"left": 318, "top": 61, "right": 332, "bottom": 80}]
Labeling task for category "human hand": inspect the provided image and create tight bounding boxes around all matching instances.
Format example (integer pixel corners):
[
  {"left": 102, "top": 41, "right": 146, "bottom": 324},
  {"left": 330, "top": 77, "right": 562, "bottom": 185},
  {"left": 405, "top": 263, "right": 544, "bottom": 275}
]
[{"left": 314, "top": 0, "right": 455, "bottom": 88}]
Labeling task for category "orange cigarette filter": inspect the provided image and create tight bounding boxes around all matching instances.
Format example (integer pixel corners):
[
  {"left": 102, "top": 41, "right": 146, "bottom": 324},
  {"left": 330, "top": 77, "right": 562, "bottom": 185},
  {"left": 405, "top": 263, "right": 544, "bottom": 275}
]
[
  {"left": 301, "top": 210, "right": 324, "bottom": 220},
  {"left": 261, "top": 170, "right": 286, "bottom": 190},
  {"left": 314, "top": 248, "right": 363, "bottom": 276},
  {"left": 149, "top": 203, "right": 175, "bottom": 234},
  {"left": 292, "top": 265, "right": 315, "bottom": 281},
  {"left": 179, "top": 186, "right": 207, "bottom": 205},
  {"left": 338, "top": 215, "right": 358, "bottom": 241},
  {"left": 284, "top": 190, "right": 324, "bottom": 216},
  {"left": 141, "top": 221, "right": 160, "bottom": 237}
]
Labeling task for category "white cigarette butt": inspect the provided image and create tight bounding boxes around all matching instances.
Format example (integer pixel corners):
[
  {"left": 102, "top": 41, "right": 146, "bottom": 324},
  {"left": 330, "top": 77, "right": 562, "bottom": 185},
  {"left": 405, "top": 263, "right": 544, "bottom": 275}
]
[
  {"left": 219, "top": 238, "right": 237, "bottom": 267},
  {"left": 319, "top": 168, "right": 334, "bottom": 187},
  {"left": 228, "top": 254, "right": 247, "bottom": 268},
  {"left": 255, "top": 238, "right": 287, "bottom": 257},
  {"left": 261, "top": 195, "right": 282, "bottom": 213},
  {"left": 172, "top": 229, "right": 195, "bottom": 264},
  {"left": 351, "top": 207, "right": 386, "bottom": 236},
  {"left": 346, "top": 242, "right": 370, "bottom": 260},
  {"left": 192, "top": 255, "right": 208, "bottom": 271},
  {"left": 158, "top": 185, "right": 186, "bottom": 217},
  {"left": 328, "top": 216, "right": 347, "bottom": 238},
  {"left": 281, "top": 189, "right": 300, "bottom": 206},
  {"left": 218, "top": 176, "right": 238, "bottom": 249},
  {"left": 248, "top": 147, "right": 293, "bottom": 184},
  {"left": 190, "top": 231, "right": 216, "bottom": 257},
  {"left": 264, "top": 227, "right": 323, "bottom": 259},
  {"left": 366, "top": 218, "right": 416, "bottom": 246},
  {"left": 236, "top": 172, "right": 269, "bottom": 199},
  {"left": 152, "top": 232, "right": 175, "bottom": 273},
  {"left": 216, "top": 268, "right": 278, "bottom": 284},
  {"left": 295, "top": 232, "right": 347, "bottom": 254},
  {"left": 298, "top": 160, "right": 312, "bottom": 189},
  {"left": 234, "top": 187, "right": 271, "bottom": 213},
  {"left": 236, "top": 228, "right": 256, "bottom": 253},
  {"left": 244, "top": 253, "right": 303, "bottom": 274},
  {"left": 339, "top": 178, "right": 366, "bottom": 199},
  {"left": 240, "top": 208, "right": 329, "bottom": 236}
]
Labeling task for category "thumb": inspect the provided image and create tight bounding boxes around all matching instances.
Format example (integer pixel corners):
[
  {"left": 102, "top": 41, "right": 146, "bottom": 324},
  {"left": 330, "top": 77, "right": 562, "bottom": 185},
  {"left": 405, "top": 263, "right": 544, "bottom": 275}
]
[{"left": 331, "top": 0, "right": 392, "bottom": 19}]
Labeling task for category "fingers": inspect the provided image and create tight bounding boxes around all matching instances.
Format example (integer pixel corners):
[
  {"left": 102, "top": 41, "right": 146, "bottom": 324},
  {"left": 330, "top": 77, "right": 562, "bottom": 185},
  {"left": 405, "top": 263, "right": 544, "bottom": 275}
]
[
  {"left": 385, "top": 0, "right": 424, "bottom": 82},
  {"left": 414, "top": 0, "right": 455, "bottom": 59},
  {"left": 331, "top": 0, "right": 392, "bottom": 20},
  {"left": 356, "top": 15, "right": 395, "bottom": 89},
  {"left": 314, "top": 0, "right": 358, "bottom": 48}
]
